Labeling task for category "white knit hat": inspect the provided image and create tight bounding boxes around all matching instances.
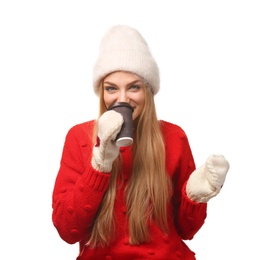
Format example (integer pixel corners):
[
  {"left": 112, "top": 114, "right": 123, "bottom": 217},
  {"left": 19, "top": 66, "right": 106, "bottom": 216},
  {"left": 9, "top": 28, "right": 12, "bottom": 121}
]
[{"left": 93, "top": 25, "right": 160, "bottom": 95}]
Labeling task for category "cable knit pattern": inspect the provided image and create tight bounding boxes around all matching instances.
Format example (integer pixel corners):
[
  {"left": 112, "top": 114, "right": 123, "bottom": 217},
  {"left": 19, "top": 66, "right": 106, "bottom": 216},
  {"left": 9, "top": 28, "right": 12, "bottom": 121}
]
[{"left": 52, "top": 120, "right": 207, "bottom": 259}]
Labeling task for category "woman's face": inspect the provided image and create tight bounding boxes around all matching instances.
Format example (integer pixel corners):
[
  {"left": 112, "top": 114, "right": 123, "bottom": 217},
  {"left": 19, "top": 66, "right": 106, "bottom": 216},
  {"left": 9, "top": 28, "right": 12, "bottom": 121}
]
[{"left": 103, "top": 71, "right": 146, "bottom": 120}]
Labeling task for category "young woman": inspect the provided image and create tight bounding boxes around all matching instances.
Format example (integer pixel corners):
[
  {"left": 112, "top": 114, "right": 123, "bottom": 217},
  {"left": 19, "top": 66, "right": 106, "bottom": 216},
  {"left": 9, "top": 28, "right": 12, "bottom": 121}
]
[{"left": 52, "top": 25, "right": 230, "bottom": 260}]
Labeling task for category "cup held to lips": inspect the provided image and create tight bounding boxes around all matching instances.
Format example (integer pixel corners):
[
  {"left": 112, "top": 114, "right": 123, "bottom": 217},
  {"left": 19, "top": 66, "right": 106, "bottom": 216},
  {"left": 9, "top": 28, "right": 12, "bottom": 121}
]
[{"left": 107, "top": 102, "right": 134, "bottom": 147}]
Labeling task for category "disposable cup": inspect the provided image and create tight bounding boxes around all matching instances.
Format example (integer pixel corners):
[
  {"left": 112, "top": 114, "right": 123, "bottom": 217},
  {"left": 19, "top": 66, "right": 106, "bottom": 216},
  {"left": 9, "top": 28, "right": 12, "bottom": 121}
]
[{"left": 107, "top": 102, "right": 134, "bottom": 147}]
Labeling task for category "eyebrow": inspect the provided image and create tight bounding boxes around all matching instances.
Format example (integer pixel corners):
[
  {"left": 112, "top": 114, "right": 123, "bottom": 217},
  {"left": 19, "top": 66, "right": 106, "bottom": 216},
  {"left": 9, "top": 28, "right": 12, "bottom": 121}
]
[{"left": 103, "top": 79, "right": 143, "bottom": 87}]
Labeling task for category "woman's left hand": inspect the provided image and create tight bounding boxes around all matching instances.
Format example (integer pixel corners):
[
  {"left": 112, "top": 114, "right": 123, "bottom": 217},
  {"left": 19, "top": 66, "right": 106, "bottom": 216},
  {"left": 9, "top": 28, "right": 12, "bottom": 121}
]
[{"left": 186, "top": 154, "right": 230, "bottom": 203}]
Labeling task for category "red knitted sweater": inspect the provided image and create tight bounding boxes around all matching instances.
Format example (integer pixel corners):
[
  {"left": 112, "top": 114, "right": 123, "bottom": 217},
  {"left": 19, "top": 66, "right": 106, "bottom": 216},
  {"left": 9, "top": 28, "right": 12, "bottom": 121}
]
[{"left": 52, "top": 120, "right": 207, "bottom": 260}]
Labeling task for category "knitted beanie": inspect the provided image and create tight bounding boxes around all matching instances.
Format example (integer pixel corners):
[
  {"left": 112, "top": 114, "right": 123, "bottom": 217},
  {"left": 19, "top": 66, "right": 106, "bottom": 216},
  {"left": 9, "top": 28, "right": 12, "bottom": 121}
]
[{"left": 93, "top": 25, "right": 160, "bottom": 95}]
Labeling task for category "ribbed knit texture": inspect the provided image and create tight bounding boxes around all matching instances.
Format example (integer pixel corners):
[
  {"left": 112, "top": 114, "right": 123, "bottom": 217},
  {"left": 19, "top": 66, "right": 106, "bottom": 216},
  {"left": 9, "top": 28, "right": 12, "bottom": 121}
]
[{"left": 93, "top": 25, "right": 160, "bottom": 96}]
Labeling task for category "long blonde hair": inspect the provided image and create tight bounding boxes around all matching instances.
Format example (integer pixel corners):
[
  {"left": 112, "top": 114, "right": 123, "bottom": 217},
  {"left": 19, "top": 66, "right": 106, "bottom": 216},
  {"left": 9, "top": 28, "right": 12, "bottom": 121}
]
[{"left": 87, "top": 82, "right": 172, "bottom": 247}]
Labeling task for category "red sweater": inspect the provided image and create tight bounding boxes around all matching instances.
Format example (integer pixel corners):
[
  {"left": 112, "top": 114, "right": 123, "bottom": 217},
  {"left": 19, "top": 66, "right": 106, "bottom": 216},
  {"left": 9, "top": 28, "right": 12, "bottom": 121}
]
[{"left": 52, "top": 120, "right": 207, "bottom": 260}]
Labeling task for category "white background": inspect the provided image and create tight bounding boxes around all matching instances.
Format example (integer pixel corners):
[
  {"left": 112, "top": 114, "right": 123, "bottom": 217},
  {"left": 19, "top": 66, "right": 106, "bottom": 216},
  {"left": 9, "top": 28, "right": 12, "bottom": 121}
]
[{"left": 1, "top": 0, "right": 264, "bottom": 259}]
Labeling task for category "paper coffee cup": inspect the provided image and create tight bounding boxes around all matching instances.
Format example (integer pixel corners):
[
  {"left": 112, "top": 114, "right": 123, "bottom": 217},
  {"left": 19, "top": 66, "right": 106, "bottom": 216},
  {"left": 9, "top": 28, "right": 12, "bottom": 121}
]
[{"left": 107, "top": 102, "right": 134, "bottom": 147}]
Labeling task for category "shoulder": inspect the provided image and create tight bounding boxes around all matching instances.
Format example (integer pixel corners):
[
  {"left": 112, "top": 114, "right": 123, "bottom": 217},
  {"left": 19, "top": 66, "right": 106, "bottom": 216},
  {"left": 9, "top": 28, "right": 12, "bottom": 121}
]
[
  {"left": 160, "top": 120, "right": 195, "bottom": 174},
  {"left": 68, "top": 120, "right": 95, "bottom": 134},
  {"left": 160, "top": 120, "right": 188, "bottom": 141},
  {"left": 65, "top": 120, "right": 95, "bottom": 144}
]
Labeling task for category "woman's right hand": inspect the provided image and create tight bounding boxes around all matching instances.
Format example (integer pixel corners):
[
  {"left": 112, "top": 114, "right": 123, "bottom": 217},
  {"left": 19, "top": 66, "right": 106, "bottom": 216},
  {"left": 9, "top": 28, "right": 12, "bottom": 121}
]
[{"left": 91, "top": 110, "right": 123, "bottom": 172}]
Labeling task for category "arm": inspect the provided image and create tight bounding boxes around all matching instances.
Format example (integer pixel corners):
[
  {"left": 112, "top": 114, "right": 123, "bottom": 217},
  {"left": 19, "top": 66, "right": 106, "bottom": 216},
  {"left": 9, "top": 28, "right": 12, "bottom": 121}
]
[
  {"left": 52, "top": 124, "right": 111, "bottom": 244},
  {"left": 52, "top": 111, "right": 123, "bottom": 244},
  {"left": 168, "top": 127, "right": 207, "bottom": 240},
  {"left": 175, "top": 154, "right": 229, "bottom": 240}
]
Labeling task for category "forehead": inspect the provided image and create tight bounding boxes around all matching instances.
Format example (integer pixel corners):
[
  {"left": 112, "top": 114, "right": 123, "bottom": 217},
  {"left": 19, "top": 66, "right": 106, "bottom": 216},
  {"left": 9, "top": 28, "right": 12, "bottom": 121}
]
[{"left": 104, "top": 71, "right": 142, "bottom": 82}]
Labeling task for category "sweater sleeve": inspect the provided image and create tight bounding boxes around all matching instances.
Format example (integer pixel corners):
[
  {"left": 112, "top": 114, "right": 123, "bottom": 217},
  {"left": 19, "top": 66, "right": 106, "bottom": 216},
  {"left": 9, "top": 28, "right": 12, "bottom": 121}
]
[
  {"left": 52, "top": 123, "right": 110, "bottom": 244},
  {"left": 177, "top": 183, "right": 207, "bottom": 240},
  {"left": 167, "top": 124, "right": 207, "bottom": 240}
]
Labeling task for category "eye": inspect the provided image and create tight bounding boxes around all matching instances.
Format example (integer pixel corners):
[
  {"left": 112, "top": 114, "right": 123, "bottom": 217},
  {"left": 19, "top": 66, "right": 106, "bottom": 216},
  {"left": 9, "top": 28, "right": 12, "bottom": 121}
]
[
  {"left": 129, "top": 85, "right": 141, "bottom": 91},
  {"left": 104, "top": 86, "right": 117, "bottom": 92}
]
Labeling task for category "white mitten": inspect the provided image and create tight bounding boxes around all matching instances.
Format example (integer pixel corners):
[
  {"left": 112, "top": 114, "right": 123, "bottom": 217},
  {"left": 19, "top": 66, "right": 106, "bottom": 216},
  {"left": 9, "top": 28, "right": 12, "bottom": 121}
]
[
  {"left": 186, "top": 154, "right": 230, "bottom": 203},
  {"left": 91, "top": 110, "right": 123, "bottom": 173}
]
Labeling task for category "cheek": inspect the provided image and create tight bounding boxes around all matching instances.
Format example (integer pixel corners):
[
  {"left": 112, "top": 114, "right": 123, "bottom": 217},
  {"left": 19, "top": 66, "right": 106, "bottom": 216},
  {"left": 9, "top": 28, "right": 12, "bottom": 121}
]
[
  {"left": 137, "top": 96, "right": 145, "bottom": 111},
  {"left": 132, "top": 110, "right": 139, "bottom": 121},
  {"left": 103, "top": 94, "right": 114, "bottom": 108},
  {"left": 132, "top": 100, "right": 145, "bottom": 120}
]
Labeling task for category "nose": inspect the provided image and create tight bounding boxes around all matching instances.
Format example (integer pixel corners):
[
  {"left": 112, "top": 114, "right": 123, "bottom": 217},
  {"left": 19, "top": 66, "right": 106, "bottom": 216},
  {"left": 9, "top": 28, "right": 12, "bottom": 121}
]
[{"left": 117, "top": 90, "right": 129, "bottom": 103}]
